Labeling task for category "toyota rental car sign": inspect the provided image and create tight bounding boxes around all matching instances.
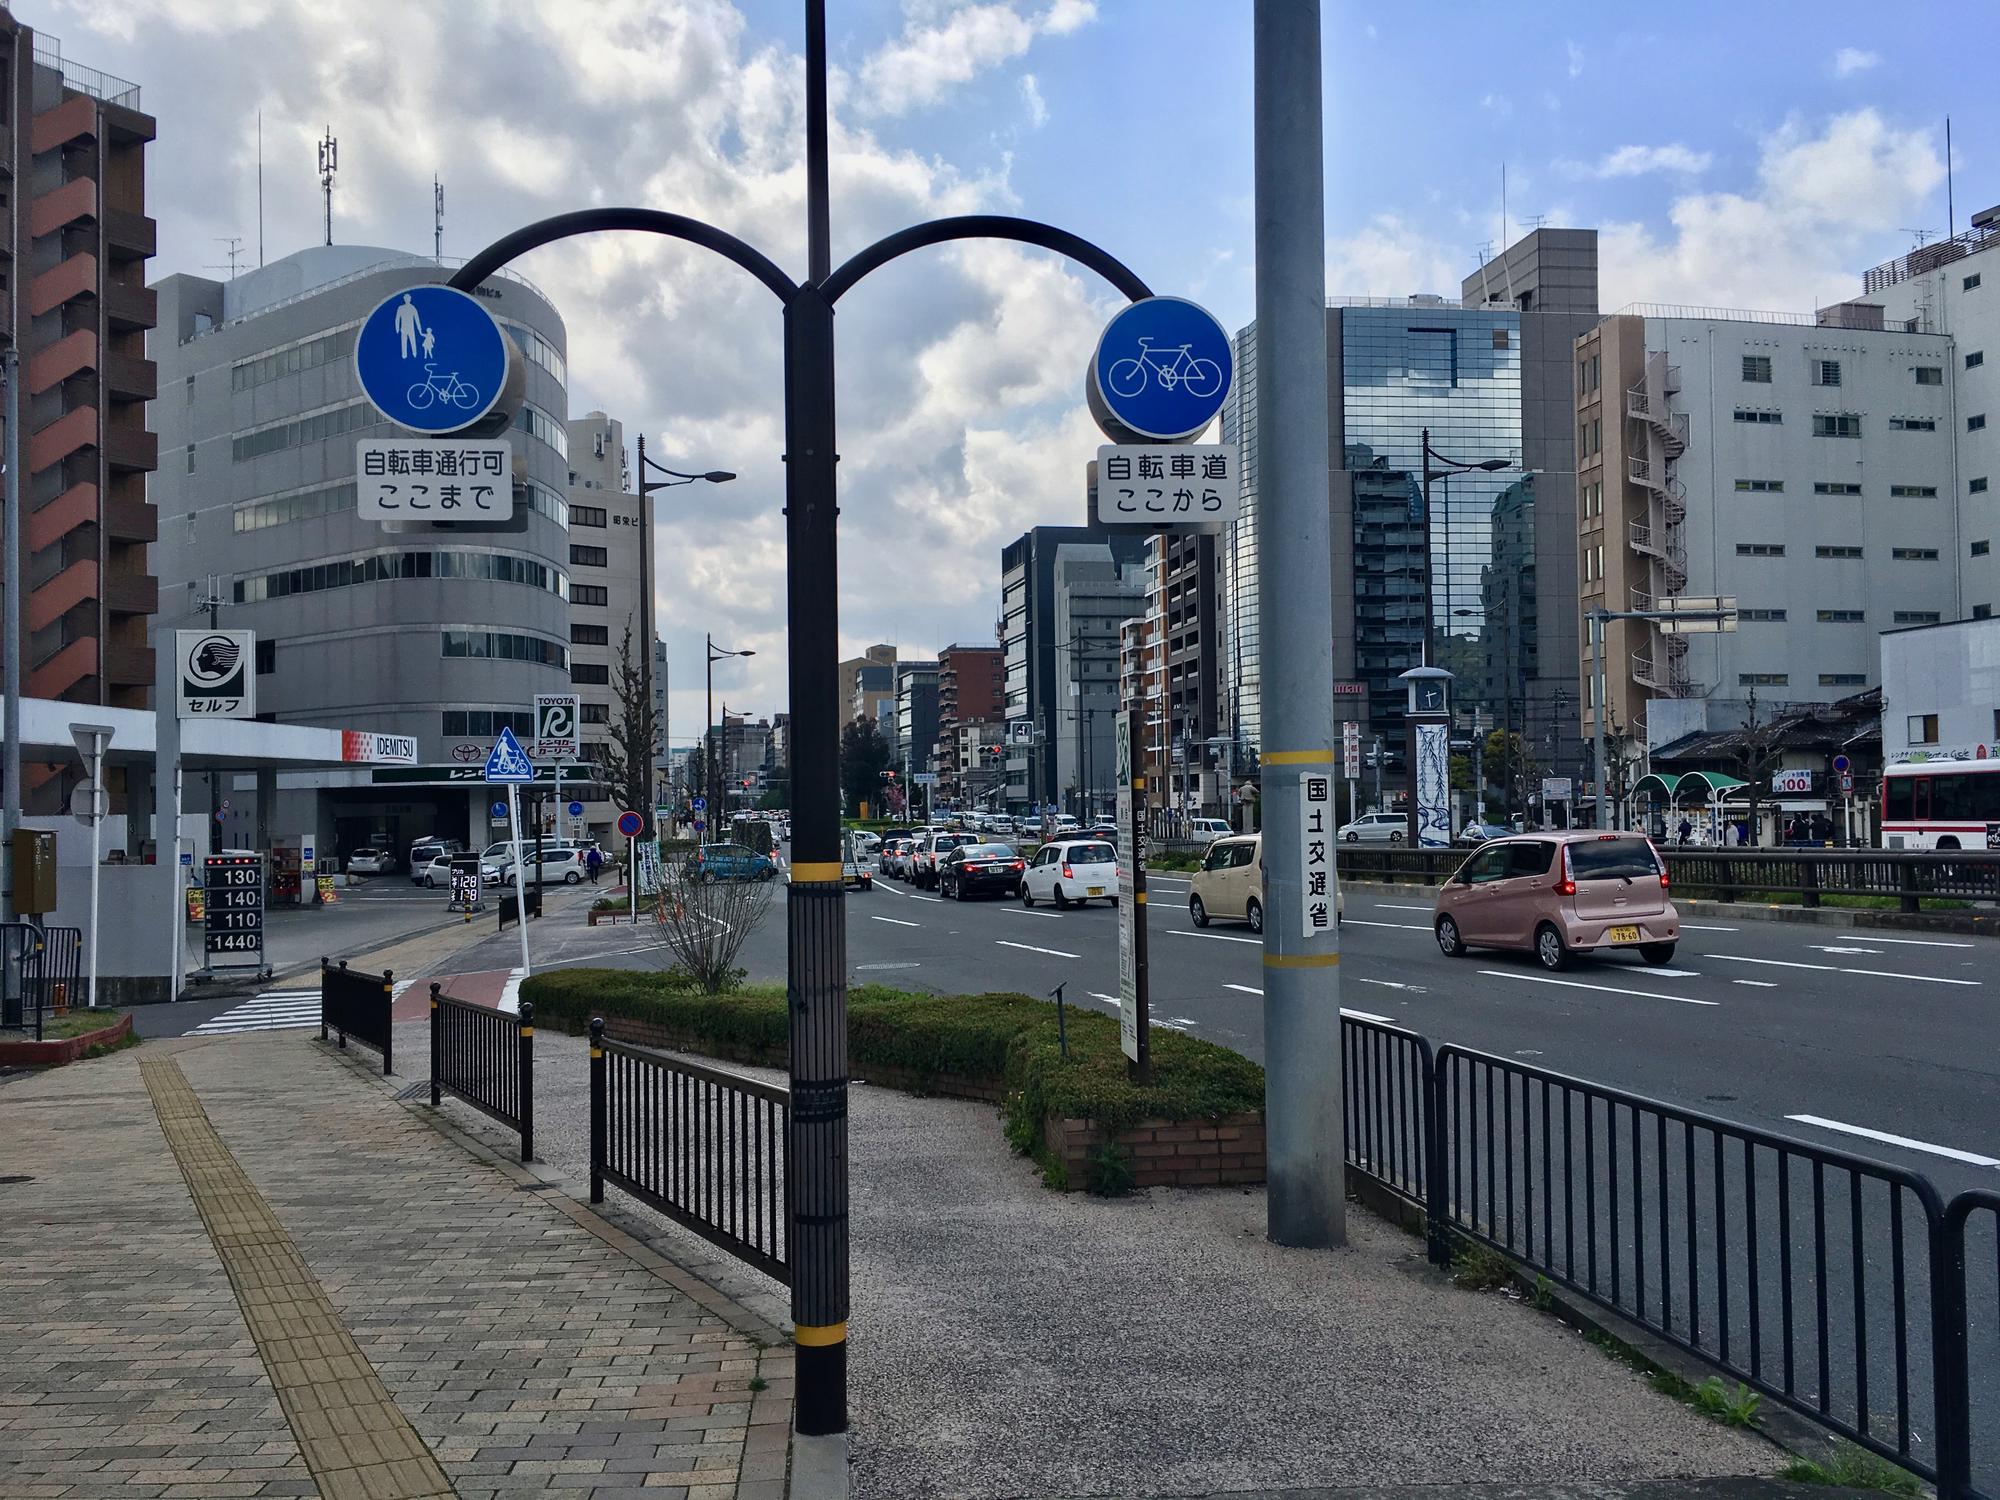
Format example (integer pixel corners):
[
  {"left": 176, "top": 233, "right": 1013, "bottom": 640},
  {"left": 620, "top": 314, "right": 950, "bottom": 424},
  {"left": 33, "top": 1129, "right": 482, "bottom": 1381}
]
[{"left": 177, "top": 629, "right": 256, "bottom": 719}]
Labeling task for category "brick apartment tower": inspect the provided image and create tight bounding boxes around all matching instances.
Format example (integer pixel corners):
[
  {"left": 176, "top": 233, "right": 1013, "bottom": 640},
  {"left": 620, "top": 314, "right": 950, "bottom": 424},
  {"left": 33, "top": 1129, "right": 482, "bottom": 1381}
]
[{"left": 2, "top": 14, "right": 157, "bottom": 809}]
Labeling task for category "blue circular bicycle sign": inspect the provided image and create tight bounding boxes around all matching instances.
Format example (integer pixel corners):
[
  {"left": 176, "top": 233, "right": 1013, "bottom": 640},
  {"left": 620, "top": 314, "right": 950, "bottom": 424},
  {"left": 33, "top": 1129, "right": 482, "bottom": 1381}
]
[
  {"left": 353, "top": 285, "right": 509, "bottom": 433},
  {"left": 1092, "top": 296, "right": 1232, "bottom": 441}
]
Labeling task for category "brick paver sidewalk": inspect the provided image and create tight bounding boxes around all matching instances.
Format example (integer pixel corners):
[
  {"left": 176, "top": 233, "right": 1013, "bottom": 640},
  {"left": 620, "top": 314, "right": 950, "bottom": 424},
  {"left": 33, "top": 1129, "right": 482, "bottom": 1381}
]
[{"left": 0, "top": 1033, "right": 792, "bottom": 1500}]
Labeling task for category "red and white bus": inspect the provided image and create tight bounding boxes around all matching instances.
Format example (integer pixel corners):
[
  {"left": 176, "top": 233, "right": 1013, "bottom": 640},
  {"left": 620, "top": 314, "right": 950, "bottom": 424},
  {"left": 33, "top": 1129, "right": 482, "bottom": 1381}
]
[{"left": 1881, "top": 758, "right": 2000, "bottom": 850}]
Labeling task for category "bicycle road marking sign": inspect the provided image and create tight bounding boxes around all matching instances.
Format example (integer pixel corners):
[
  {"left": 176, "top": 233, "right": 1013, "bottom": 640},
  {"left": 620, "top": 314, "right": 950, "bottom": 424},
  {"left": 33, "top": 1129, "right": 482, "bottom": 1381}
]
[
  {"left": 354, "top": 284, "right": 509, "bottom": 434},
  {"left": 1092, "top": 296, "right": 1233, "bottom": 442},
  {"left": 355, "top": 438, "right": 513, "bottom": 521}
]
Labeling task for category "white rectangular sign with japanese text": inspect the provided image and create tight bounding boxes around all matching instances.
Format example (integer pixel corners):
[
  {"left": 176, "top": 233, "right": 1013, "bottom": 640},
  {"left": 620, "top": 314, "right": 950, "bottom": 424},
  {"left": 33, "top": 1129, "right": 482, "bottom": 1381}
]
[
  {"left": 1342, "top": 721, "right": 1361, "bottom": 781},
  {"left": 1095, "top": 445, "right": 1239, "bottom": 531},
  {"left": 356, "top": 439, "right": 513, "bottom": 521},
  {"left": 1299, "top": 772, "right": 1335, "bottom": 937}
]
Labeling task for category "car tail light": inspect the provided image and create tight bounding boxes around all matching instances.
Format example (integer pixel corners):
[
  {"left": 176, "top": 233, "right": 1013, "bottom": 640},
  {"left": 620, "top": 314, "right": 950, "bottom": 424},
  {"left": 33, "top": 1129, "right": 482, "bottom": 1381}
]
[
  {"left": 1062, "top": 863, "right": 1074, "bottom": 878},
  {"left": 1010, "top": 860, "right": 1023, "bottom": 870},
  {"left": 1659, "top": 868, "right": 1671, "bottom": 891},
  {"left": 1556, "top": 844, "right": 1576, "bottom": 897}
]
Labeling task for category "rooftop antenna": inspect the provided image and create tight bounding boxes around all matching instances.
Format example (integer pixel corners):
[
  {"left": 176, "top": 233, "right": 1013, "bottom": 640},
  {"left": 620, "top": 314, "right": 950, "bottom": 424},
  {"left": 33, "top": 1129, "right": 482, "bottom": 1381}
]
[
  {"left": 316, "top": 126, "right": 338, "bottom": 247},
  {"left": 256, "top": 111, "right": 264, "bottom": 266},
  {"left": 1501, "top": 162, "right": 1508, "bottom": 249},
  {"left": 433, "top": 175, "right": 444, "bottom": 260},
  {"left": 1946, "top": 116, "right": 1955, "bottom": 239},
  {"left": 1901, "top": 228, "right": 1940, "bottom": 249},
  {"left": 205, "top": 236, "right": 247, "bottom": 279},
  {"left": 1523, "top": 213, "right": 1548, "bottom": 231}
]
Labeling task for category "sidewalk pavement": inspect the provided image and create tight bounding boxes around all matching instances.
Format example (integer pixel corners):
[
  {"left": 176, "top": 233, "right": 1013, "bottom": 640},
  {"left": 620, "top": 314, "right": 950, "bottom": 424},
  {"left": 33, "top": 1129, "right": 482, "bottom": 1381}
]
[{"left": 0, "top": 1031, "right": 791, "bottom": 1499}]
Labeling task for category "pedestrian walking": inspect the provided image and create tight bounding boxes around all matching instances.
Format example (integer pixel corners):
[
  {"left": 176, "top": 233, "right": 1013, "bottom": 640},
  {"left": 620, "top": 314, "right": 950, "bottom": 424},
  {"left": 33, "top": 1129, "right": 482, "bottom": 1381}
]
[
  {"left": 585, "top": 845, "right": 604, "bottom": 884},
  {"left": 1677, "top": 816, "right": 1692, "bottom": 846}
]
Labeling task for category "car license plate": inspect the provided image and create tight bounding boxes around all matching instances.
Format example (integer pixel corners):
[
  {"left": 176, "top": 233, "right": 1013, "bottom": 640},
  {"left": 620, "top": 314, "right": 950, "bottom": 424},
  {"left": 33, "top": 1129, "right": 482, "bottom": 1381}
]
[
  {"left": 1088, "top": 885, "right": 1105, "bottom": 897},
  {"left": 1607, "top": 924, "right": 1641, "bottom": 944}
]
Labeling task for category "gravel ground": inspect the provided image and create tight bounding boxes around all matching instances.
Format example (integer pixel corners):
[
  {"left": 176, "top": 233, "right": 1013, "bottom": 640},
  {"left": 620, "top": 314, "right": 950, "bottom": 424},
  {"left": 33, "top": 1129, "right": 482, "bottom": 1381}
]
[{"left": 399, "top": 1019, "right": 1781, "bottom": 1500}]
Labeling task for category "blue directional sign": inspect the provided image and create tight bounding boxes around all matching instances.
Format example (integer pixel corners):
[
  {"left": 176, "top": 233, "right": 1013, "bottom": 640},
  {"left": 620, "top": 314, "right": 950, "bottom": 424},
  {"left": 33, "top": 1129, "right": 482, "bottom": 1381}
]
[
  {"left": 354, "top": 285, "right": 509, "bottom": 433},
  {"left": 1093, "top": 296, "right": 1232, "bottom": 442},
  {"left": 482, "top": 726, "right": 535, "bottom": 783},
  {"left": 568, "top": 800, "right": 585, "bottom": 817}
]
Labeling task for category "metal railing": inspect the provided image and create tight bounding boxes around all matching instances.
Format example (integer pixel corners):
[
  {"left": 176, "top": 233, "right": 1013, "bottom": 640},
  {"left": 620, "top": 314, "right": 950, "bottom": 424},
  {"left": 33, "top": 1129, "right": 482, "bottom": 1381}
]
[
  {"left": 319, "top": 958, "right": 395, "bottom": 1074},
  {"left": 429, "top": 987, "right": 534, "bottom": 1161},
  {"left": 1337, "top": 1014, "right": 2000, "bottom": 1498},
  {"left": 589, "top": 1019, "right": 790, "bottom": 1282},
  {"left": 1, "top": 924, "right": 83, "bottom": 1040}
]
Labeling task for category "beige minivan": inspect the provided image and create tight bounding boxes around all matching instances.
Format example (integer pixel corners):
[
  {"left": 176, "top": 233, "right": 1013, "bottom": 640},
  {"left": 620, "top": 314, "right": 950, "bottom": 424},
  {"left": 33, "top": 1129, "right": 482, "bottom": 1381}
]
[
  {"left": 1433, "top": 831, "right": 1679, "bottom": 969},
  {"left": 1188, "top": 833, "right": 1343, "bottom": 934}
]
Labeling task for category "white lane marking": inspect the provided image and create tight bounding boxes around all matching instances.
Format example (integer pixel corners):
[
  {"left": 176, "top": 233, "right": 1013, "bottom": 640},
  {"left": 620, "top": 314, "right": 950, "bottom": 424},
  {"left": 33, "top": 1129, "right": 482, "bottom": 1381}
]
[
  {"left": 1355, "top": 977, "right": 1428, "bottom": 994},
  {"left": 997, "top": 940, "right": 1082, "bottom": 959},
  {"left": 1003, "top": 906, "right": 1063, "bottom": 920},
  {"left": 1160, "top": 1017, "right": 1196, "bottom": 1031},
  {"left": 1810, "top": 944, "right": 1884, "bottom": 956},
  {"left": 1344, "top": 918, "right": 1433, "bottom": 932},
  {"left": 1224, "top": 984, "right": 1396, "bottom": 1026},
  {"left": 1147, "top": 877, "right": 1192, "bottom": 888},
  {"left": 538, "top": 942, "right": 673, "bottom": 969},
  {"left": 1476, "top": 969, "right": 1721, "bottom": 1007},
  {"left": 909, "top": 894, "right": 945, "bottom": 904},
  {"left": 869, "top": 915, "right": 920, "bottom": 928},
  {"left": 1169, "top": 929, "right": 1262, "bottom": 945},
  {"left": 1373, "top": 903, "right": 1434, "bottom": 912},
  {"left": 1225, "top": 983, "right": 1262, "bottom": 996},
  {"left": 1679, "top": 923, "right": 1740, "bottom": 932},
  {"left": 1708, "top": 953, "right": 1980, "bottom": 987},
  {"left": 1086, "top": 992, "right": 1120, "bottom": 1006},
  {"left": 1643, "top": 967, "right": 1704, "bottom": 978},
  {"left": 871, "top": 878, "right": 913, "bottom": 899},
  {"left": 1786, "top": 1115, "right": 2000, "bottom": 1169},
  {"left": 1732, "top": 979, "right": 1779, "bottom": 988},
  {"left": 1842, "top": 934, "right": 1976, "bottom": 949}
]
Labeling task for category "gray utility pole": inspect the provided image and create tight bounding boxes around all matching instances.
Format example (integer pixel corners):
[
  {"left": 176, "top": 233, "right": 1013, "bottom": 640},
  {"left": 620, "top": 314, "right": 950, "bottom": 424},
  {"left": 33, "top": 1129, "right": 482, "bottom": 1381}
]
[
  {"left": 2, "top": 349, "right": 19, "bottom": 921},
  {"left": 1253, "top": 0, "right": 1344, "bottom": 1248}
]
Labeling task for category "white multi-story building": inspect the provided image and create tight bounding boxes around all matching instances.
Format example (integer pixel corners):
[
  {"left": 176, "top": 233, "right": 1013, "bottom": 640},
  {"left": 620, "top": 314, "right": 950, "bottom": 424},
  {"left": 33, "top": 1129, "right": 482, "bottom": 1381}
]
[{"left": 1577, "top": 308, "right": 1959, "bottom": 741}]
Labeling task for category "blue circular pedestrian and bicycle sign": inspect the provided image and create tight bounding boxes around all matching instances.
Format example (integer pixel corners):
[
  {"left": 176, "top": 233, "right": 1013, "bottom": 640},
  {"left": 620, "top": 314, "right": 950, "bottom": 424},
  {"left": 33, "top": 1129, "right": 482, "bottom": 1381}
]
[
  {"left": 354, "top": 285, "right": 509, "bottom": 433},
  {"left": 1092, "top": 296, "right": 1233, "bottom": 441}
]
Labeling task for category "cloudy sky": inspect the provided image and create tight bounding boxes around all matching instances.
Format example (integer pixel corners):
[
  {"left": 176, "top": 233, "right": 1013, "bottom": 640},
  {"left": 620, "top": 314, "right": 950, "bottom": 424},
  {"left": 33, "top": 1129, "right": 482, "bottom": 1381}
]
[{"left": 39, "top": 0, "right": 1993, "bottom": 738}]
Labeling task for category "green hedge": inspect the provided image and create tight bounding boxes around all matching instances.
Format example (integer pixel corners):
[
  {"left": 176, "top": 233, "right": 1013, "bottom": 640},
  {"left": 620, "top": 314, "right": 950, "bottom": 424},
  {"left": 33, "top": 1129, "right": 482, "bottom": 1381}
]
[{"left": 519, "top": 969, "right": 1264, "bottom": 1139}]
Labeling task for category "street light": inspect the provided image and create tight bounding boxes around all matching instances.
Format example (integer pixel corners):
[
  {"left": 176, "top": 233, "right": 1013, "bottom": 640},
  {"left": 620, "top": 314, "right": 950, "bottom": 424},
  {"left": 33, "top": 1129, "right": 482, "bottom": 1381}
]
[
  {"left": 706, "top": 635, "right": 755, "bottom": 834},
  {"left": 636, "top": 437, "right": 734, "bottom": 837}
]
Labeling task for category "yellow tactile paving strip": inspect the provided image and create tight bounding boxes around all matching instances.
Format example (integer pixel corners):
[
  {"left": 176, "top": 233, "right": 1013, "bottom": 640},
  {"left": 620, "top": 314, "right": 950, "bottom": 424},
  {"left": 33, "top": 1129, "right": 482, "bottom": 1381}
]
[{"left": 141, "top": 1056, "right": 458, "bottom": 1500}]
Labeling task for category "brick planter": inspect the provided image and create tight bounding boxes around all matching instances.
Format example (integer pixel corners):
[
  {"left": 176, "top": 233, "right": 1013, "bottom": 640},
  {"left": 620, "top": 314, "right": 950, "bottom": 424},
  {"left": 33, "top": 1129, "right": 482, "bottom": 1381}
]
[
  {"left": 1044, "top": 1111, "right": 1265, "bottom": 1192},
  {"left": 0, "top": 1012, "right": 133, "bottom": 1067}
]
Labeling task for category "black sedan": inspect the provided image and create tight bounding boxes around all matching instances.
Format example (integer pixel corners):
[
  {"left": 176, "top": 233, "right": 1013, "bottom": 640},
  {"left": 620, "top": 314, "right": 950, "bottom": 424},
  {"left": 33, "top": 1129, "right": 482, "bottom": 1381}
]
[{"left": 938, "top": 843, "right": 1026, "bottom": 900}]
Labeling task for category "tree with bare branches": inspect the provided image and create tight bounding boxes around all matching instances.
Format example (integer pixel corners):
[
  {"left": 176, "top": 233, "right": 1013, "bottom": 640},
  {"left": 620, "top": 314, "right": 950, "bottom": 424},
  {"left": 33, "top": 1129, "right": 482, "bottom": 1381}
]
[
  {"left": 1735, "top": 690, "right": 1784, "bottom": 847},
  {"left": 650, "top": 858, "right": 776, "bottom": 993},
  {"left": 595, "top": 620, "right": 660, "bottom": 837}
]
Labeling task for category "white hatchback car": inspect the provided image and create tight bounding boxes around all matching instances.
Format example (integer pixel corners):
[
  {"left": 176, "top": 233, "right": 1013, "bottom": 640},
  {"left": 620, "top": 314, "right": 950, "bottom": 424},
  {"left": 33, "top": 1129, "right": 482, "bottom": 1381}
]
[
  {"left": 1020, "top": 838, "right": 1119, "bottom": 908},
  {"left": 1338, "top": 811, "right": 1407, "bottom": 844}
]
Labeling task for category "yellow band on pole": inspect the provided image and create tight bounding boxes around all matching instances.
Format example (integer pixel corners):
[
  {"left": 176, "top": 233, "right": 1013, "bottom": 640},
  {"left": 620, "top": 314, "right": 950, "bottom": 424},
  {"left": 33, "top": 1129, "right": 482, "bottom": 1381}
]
[
  {"left": 519, "top": 1027, "right": 534, "bottom": 1038},
  {"left": 1262, "top": 750, "right": 1335, "bottom": 765},
  {"left": 589, "top": 1047, "right": 603, "bottom": 1059},
  {"left": 1134, "top": 891, "right": 1146, "bottom": 904},
  {"left": 1132, "top": 776, "right": 1146, "bottom": 790},
  {"left": 790, "top": 862, "right": 844, "bottom": 881},
  {"left": 795, "top": 1321, "right": 847, "bottom": 1347},
  {"left": 1262, "top": 951, "right": 1341, "bottom": 969}
]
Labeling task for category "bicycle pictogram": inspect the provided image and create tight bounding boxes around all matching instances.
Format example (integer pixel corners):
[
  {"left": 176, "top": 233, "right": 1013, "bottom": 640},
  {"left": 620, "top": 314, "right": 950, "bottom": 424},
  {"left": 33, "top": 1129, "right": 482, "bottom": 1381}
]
[
  {"left": 1106, "top": 337, "right": 1224, "bottom": 401},
  {"left": 406, "top": 363, "right": 483, "bottom": 411}
]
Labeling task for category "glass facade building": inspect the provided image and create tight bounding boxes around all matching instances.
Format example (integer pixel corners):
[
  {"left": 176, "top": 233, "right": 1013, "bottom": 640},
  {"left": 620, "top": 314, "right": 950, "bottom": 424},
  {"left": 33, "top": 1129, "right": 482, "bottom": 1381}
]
[{"left": 1219, "top": 324, "right": 1261, "bottom": 755}]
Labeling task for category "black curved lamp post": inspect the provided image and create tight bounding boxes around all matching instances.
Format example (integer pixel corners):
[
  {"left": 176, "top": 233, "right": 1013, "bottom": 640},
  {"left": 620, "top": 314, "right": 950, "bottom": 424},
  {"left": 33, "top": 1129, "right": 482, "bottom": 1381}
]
[{"left": 446, "top": 1, "right": 1152, "bottom": 1438}]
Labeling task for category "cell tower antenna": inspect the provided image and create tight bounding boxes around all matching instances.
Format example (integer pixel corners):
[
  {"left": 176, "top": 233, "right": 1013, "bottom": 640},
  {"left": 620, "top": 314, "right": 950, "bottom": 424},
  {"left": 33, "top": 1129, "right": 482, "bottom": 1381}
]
[
  {"left": 205, "top": 236, "right": 247, "bottom": 279},
  {"left": 433, "top": 176, "right": 445, "bottom": 260},
  {"left": 317, "top": 127, "right": 338, "bottom": 246}
]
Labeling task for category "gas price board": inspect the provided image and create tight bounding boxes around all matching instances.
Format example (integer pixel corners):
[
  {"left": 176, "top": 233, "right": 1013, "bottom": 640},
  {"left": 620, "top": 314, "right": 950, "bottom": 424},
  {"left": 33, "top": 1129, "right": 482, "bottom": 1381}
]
[{"left": 203, "top": 853, "right": 266, "bottom": 970}]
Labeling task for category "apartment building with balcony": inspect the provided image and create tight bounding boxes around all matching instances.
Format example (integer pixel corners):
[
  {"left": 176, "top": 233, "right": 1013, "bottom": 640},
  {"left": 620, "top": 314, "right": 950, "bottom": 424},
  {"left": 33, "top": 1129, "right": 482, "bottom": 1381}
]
[
  {"left": 930, "top": 641, "right": 1002, "bottom": 806},
  {"left": 2, "top": 18, "right": 158, "bottom": 810},
  {"left": 1577, "top": 308, "right": 1958, "bottom": 742}
]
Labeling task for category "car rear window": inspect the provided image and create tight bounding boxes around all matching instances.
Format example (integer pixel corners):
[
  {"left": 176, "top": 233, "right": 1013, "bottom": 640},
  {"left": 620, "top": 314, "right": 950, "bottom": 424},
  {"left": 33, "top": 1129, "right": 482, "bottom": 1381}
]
[
  {"left": 964, "top": 844, "right": 1016, "bottom": 858},
  {"left": 1568, "top": 837, "right": 1661, "bottom": 880},
  {"left": 1068, "top": 842, "right": 1115, "bottom": 864}
]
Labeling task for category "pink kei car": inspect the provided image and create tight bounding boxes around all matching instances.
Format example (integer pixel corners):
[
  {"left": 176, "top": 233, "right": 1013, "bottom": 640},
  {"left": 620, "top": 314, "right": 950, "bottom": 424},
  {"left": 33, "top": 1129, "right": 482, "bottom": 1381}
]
[{"left": 1433, "top": 831, "right": 1679, "bottom": 970}]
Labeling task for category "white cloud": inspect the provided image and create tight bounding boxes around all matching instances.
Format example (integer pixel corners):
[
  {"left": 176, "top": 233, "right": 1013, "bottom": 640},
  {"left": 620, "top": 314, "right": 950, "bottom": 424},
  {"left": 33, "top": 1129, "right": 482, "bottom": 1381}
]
[
  {"left": 1566, "top": 143, "right": 1715, "bottom": 179},
  {"left": 1565, "top": 39, "right": 1585, "bottom": 78},
  {"left": 1600, "top": 109, "right": 1943, "bottom": 311},
  {"left": 1479, "top": 92, "right": 1512, "bottom": 117},
  {"left": 1326, "top": 214, "right": 1461, "bottom": 300},
  {"left": 1019, "top": 73, "right": 1048, "bottom": 128},
  {"left": 1833, "top": 47, "right": 1880, "bottom": 77},
  {"left": 855, "top": 0, "right": 1096, "bottom": 117}
]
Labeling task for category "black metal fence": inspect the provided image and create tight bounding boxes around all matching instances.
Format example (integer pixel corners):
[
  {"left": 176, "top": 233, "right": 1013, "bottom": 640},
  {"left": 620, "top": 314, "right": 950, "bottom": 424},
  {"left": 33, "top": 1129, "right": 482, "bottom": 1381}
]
[
  {"left": 429, "top": 987, "right": 534, "bottom": 1160},
  {"left": 319, "top": 958, "right": 395, "bottom": 1074},
  {"left": 1338, "top": 1013, "right": 1998, "bottom": 1499},
  {"left": 0, "top": 924, "right": 83, "bottom": 1040},
  {"left": 589, "top": 1019, "right": 789, "bottom": 1282},
  {"left": 1333, "top": 844, "right": 2000, "bottom": 909}
]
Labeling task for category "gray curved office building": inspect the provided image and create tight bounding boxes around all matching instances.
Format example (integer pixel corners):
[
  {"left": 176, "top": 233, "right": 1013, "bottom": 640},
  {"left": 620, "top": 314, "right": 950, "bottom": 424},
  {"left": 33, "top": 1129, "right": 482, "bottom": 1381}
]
[{"left": 149, "top": 245, "right": 575, "bottom": 853}]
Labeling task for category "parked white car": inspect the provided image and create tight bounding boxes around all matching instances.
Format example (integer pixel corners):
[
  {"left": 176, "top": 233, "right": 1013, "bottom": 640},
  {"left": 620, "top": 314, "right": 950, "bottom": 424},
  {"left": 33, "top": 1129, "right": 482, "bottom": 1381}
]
[
  {"left": 1337, "top": 811, "right": 1406, "bottom": 844},
  {"left": 1020, "top": 838, "right": 1119, "bottom": 908},
  {"left": 345, "top": 848, "right": 396, "bottom": 875},
  {"left": 1188, "top": 818, "right": 1233, "bottom": 845}
]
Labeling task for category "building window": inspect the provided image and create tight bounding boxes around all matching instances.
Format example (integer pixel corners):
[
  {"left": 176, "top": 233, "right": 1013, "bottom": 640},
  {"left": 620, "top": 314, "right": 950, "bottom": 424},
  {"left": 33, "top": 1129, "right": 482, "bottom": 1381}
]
[
  {"left": 1971, "top": 414, "right": 1989, "bottom": 432},
  {"left": 1907, "top": 713, "right": 1939, "bottom": 744},
  {"left": 1819, "top": 674, "right": 1866, "bottom": 686},
  {"left": 1812, "top": 413, "right": 1862, "bottom": 438},
  {"left": 1734, "top": 479, "right": 1784, "bottom": 493},
  {"left": 230, "top": 325, "right": 358, "bottom": 392},
  {"left": 1967, "top": 273, "right": 1984, "bottom": 292},
  {"left": 1914, "top": 366, "right": 1943, "bottom": 385},
  {"left": 571, "top": 663, "right": 611, "bottom": 686},
  {"left": 1742, "top": 356, "right": 1772, "bottom": 383},
  {"left": 1492, "top": 328, "right": 1510, "bottom": 349},
  {"left": 235, "top": 480, "right": 357, "bottom": 532},
  {"left": 514, "top": 402, "right": 571, "bottom": 460},
  {"left": 442, "top": 708, "right": 537, "bottom": 739},
  {"left": 1889, "top": 485, "right": 1940, "bottom": 498},
  {"left": 1811, "top": 358, "right": 1842, "bottom": 386},
  {"left": 1739, "top": 608, "right": 1787, "bottom": 621},
  {"left": 1736, "top": 543, "right": 1785, "bottom": 557},
  {"left": 1894, "top": 611, "right": 1941, "bottom": 624},
  {"left": 572, "top": 584, "right": 608, "bottom": 606},
  {"left": 1816, "top": 545, "right": 1864, "bottom": 558},
  {"left": 233, "top": 400, "right": 376, "bottom": 461},
  {"left": 1739, "top": 673, "right": 1789, "bottom": 686},
  {"left": 569, "top": 545, "right": 608, "bottom": 567},
  {"left": 1813, "top": 482, "right": 1863, "bottom": 496},
  {"left": 571, "top": 622, "right": 610, "bottom": 645},
  {"left": 1817, "top": 609, "right": 1865, "bottom": 622},
  {"left": 1889, "top": 417, "right": 1937, "bottom": 431},
  {"left": 234, "top": 547, "right": 567, "bottom": 604},
  {"left": 1968, "top": 351, "right": 1986, "bottom": 369},
  {"left": 1977, "top": 604, "right": 1995, "bottom": 620},
  {"left": 1973, "top": 477, "right": 1990, "bottom": 494},
  {"left": 185, "top": 444, "right": 195, "bottom": 473},
  {"left": 441, "top": 629, "right": 570, "bottom": 669},
  {"left": 1892, "top": 546, "right": 1940, "bottom": 560},
  {"left": 580, "top": 703, "right": 610, "bottom": 724},
  {"left": 1733, "top": 408, "right": 1782, "bottom": 424},
  {"left": 1975, "top": 540, "right": 1993, "bottom": 557},
  {"left": 570, "top": 505, "right": 607, "bottom": 528},
  {"left": 256, "top": 639, "right": 276, "bottom": 675}
]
